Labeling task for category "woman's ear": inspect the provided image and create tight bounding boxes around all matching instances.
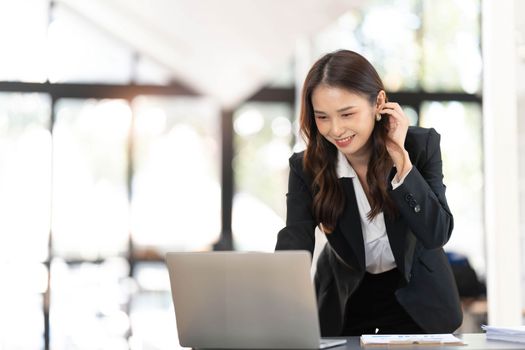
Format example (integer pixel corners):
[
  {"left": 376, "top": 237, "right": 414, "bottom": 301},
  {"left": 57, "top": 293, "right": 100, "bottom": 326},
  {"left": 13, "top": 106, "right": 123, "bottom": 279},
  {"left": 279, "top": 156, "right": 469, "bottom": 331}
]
[{"left": 375, "top": 90, "right": 386, "bottom": 112}]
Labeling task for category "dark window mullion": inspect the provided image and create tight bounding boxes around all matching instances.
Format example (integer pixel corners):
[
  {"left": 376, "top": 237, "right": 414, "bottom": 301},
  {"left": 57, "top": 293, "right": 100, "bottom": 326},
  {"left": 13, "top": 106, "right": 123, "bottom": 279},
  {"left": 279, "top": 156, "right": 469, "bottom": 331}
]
[
  {"left": 44, "top": 94, "right": 57, "bottom": 350},
  {"left": 215, "top": 109, "right": 234, "bottom": 250}
]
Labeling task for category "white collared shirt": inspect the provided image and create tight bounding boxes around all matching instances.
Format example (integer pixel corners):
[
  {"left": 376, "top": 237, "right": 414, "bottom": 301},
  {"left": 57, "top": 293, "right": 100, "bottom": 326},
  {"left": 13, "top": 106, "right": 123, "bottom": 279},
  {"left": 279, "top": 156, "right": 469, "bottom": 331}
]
[{"left": 335, "top": 151, "right": 409, "bottom": 274}]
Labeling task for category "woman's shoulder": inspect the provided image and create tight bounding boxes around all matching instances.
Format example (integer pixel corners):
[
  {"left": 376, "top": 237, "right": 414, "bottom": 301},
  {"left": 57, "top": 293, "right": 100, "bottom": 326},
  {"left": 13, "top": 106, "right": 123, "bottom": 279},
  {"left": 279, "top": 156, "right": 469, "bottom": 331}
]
[
  {"left": 405, "top": 126, "right": 440, "bottom": 151},
  {"left": 288, "top": 151, "right": 313, "bottom": 183},
  {"left": 288, "top": 151, "right": 304, "bottom": 173},
  {"left": 289, "top": 151, "right": 305, "bottom": 168},
  {"left": 406, "top": 125, "right": 439, "bottom": 139}
]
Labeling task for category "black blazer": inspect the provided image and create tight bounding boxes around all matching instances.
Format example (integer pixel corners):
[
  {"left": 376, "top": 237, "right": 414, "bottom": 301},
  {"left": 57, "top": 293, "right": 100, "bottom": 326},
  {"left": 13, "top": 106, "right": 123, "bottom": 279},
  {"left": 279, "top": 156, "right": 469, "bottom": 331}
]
[{"left": 275, "top": 127, "right": 462, "bottom": 336}]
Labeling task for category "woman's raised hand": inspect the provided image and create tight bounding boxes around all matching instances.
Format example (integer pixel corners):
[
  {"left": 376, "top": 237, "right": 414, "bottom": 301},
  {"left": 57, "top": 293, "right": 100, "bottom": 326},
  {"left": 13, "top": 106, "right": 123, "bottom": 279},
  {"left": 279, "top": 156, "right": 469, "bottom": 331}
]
[{"left": 380, "top": 102, "right": 412, "bottom": 179}]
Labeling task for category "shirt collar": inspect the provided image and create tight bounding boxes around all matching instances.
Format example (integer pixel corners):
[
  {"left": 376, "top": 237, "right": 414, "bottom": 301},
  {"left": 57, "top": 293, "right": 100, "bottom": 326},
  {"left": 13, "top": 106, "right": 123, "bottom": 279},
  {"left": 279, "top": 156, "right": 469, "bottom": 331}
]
[{"left": 336, "top": 150, "right": 356, "bottom": 179}]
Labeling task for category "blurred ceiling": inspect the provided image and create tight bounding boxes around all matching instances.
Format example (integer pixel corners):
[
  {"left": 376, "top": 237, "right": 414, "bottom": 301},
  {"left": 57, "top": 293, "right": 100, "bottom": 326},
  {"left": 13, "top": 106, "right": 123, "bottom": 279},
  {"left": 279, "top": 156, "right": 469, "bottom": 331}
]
[{"left": 55, "top": 0, "right": 361, "bottom": 107}]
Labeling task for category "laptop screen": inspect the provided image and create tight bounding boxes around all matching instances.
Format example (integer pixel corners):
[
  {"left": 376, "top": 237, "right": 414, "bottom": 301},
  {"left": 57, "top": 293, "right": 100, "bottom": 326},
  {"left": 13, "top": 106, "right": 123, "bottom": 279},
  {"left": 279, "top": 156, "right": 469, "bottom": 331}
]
[{"left": 166, "top": 251, "right": 326, "bottom": 349}]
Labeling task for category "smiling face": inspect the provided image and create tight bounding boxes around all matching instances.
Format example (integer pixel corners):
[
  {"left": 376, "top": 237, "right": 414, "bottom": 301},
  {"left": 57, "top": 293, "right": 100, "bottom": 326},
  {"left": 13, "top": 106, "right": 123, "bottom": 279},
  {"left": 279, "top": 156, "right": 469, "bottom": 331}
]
[{"left": 312, "top": 84, "right": 377, "bottom": 164}]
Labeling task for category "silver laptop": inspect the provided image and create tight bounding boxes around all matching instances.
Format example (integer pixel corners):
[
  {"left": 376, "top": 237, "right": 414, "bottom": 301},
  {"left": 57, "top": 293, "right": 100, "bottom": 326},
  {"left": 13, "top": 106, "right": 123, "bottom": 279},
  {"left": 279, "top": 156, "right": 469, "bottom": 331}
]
[{"left": 166, "top": 251, "right": 347, "bottom": 349}]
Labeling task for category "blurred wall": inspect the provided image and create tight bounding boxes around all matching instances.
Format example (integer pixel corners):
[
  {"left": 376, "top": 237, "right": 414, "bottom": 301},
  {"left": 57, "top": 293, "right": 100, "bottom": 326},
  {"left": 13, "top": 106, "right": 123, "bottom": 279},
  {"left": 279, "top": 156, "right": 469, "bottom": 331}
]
[{"left": 517, "top": 0, "right": 525, "bottom": 309}]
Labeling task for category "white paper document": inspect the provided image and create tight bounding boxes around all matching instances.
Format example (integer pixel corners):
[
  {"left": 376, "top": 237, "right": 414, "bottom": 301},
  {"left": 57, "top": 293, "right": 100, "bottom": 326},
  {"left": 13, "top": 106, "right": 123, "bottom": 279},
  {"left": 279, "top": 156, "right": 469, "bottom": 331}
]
[
  {"left": 482, "top": 325, "right": 525, "bottom": 343},
  {"left": 360, "top": 334, "right": 465, "bottom": 347}
]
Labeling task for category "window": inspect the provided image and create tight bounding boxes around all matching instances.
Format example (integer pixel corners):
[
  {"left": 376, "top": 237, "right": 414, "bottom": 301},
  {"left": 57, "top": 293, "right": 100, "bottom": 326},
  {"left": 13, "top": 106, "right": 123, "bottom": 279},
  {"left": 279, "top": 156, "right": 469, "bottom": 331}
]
[
  {"left": 420, "top": 101, "right": 484, "bottom": 271},
  {"left": 128, "top": 262, "right": 179, "bottom": 349},
  {"left": 131, "top": 96, "right": 221, "bottom": 253},
  {"left": 232, "top": 102, "right": 293, "bottom": 251},
  {"left": 313, "top": 0, "right": 421, "bottom": 92},
  {"left": 52, "top": 98, "right": 131, "bottom": 259},
  {"left": 421, "top": 0, "right": 481, "bottom": 93},
  {"left": 0, "top": 92, "right": 51, "bottom": 348},
  {"left": 50, "top": 258, "right": 131, "bottom": 350}
]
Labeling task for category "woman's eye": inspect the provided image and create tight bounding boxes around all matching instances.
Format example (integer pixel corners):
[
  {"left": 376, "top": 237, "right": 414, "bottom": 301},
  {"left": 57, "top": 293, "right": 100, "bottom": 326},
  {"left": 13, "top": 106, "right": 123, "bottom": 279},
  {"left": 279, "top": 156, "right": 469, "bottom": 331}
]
[
  {"left": 315, "top": 115, "right": 327, "bottom": 120},
  {"left": 342, "top": 113, "right": 353, "bottom": 118}
]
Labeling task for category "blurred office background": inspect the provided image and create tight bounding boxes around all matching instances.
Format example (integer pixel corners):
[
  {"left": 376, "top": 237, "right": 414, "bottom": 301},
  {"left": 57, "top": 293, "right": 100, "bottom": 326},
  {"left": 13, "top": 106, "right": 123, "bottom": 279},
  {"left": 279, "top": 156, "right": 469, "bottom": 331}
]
[{"left": 0, "top": 0, "right": 524, "bottom": 349}]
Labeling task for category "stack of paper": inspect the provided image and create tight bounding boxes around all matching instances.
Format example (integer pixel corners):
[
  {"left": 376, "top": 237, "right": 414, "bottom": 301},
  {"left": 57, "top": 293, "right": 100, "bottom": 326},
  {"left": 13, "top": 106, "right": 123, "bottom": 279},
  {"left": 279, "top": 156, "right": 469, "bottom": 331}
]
[
  {"left": 360, "top": 334, "right": 465, "bottom": 347},
  {"left": 482, "top": 325, "right": 525, "bottom": 343}
]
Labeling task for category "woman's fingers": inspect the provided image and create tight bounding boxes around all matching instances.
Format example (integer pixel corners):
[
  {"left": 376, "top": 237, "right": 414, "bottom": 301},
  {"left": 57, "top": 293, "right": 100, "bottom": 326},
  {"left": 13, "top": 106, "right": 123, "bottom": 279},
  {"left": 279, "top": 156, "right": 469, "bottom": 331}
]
[
  {"left": 379, "top": 102, "right": 409, "bottom": 154},
  {"left": 380, "top": 102, "right": 406, "bottom": 123}
]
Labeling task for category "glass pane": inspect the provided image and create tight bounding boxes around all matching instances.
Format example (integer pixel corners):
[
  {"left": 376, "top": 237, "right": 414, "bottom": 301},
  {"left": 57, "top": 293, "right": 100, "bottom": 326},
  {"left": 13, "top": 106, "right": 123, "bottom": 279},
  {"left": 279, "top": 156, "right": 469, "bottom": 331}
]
[
  {"left": 402, "top": 105, "right": 419, "bottom": 126},
  {"left": 132, "top": 96, "right": 221, "bottom": 252},
  {"left": 420, "top": 101, "right": 484, "bottom": 272},
  {"left": 0, "top": 269, "right": 45, "bottom": 349},
  {"left": 0, "top": 93, "right": 51, "bottom": 262},
  {"left": 129, "top": 262, "right": 178, "bottom": 349},
  {"left": 421, "top": 0, "right": 481, "bottom": 93},
  {"left": 0, "top": 0, "right": 48, "bottom": 82},
  {"left": 129, "top": 262, "right": 181, "bottom": 349},
  {"left": 50, "top": 258, "right": 131, "bottom": 350},
  {"left": 0, "top": 261, "right": 47, "bottom": 350},
  {"left": 52, "top": 99, "right": 131, "bottom": 259},
  {"left": 47, "top": 5, "right": 133, "bottom": 84},
  {"left": 0, "top": 261, "right": 48, "bottom": 294},
  {"left": 134, "top": 262, "right": 170, "bottom": 292},
  {"left": 129, "top": 291, "right": 181, "bottom": 349},
  {"left": 232, "top": 102, "right": 293, "bottom": 251},
  {"left": 313, "top": 0, "right": 421, "bottom": 91}
]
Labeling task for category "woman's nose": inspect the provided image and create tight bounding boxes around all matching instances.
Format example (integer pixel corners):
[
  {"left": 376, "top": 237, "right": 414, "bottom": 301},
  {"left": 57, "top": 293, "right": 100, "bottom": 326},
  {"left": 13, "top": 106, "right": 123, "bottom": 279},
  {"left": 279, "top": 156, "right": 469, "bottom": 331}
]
[{"left": 330, "top": 118, "right": 344, "bottom": 137}]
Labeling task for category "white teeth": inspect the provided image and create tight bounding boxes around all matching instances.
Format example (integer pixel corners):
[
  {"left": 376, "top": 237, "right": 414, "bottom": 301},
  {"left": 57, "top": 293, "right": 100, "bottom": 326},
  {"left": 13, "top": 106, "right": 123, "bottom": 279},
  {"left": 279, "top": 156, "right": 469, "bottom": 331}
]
[{"left": 337, "top": 135, "right": 354, "bottom": 142}]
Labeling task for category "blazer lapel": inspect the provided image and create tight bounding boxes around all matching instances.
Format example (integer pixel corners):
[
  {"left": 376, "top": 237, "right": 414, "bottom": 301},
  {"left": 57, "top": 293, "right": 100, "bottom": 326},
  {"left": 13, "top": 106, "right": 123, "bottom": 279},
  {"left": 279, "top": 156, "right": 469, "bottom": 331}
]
[
  {"left": 337, "top": 178, "right": 366, "bottom": 271},
  {"left": 334, "top": 168, "right": 412, "bottom": 277},
  {"left": 385, "top": 166, "right": 412, "bottom": 281},
  {"left": 384, "top": 214, "right": 406, "bottom": 275}
]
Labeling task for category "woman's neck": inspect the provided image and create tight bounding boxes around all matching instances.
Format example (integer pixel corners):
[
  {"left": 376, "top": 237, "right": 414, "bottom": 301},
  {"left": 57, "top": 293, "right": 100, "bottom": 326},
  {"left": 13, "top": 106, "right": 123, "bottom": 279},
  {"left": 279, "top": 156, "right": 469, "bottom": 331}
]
[
  {"left": 345, "top": 153, "right": 369, "bottom": 171},
  {"left": 345, "top": 149, "right": 372, "bottom": 202},
  {"left": 344, "top": 141, "right": 372, "bottom": 171}
]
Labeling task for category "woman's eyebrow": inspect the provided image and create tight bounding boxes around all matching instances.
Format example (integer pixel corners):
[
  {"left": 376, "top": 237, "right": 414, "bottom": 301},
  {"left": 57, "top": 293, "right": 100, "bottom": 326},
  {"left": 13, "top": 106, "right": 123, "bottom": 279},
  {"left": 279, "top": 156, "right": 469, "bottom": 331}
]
[
  {"left": 314, "top": 105, "right": 357, "bottom": 114},
  {"left": 337, "top": 105, "right": 358, "bottom": 112}
]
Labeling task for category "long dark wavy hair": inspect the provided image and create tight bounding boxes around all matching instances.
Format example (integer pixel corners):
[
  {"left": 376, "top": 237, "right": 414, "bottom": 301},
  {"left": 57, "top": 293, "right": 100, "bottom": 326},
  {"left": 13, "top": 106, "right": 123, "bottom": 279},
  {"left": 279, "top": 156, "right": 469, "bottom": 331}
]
[{"left": 300, "top": 50, "right": 396, "bottom": 233}]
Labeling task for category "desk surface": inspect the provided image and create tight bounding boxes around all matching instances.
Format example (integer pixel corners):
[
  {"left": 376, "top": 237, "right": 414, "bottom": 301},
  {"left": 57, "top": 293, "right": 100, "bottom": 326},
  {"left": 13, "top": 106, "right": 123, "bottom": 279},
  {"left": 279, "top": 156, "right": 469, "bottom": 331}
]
[{"left": 330, "top": 333, "right": 524, "bottom": 350}]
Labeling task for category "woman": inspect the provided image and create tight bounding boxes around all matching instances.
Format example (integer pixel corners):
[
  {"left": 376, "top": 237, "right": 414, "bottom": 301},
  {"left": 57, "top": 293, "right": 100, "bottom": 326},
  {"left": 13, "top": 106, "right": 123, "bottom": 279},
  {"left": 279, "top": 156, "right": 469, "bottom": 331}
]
[{"left": 275, "top": 50, "right": 462, "bottom": 336}]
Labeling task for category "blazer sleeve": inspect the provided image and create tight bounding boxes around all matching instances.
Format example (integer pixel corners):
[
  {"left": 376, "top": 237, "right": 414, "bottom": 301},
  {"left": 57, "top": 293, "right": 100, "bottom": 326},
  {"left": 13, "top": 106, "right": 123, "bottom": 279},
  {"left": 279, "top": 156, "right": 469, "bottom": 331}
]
[
  {"left": 275, "top": 153, "right": 316, "bottom": 255},
  {"left": 388, "top": 128, "right": 454, "bottom": 249}
]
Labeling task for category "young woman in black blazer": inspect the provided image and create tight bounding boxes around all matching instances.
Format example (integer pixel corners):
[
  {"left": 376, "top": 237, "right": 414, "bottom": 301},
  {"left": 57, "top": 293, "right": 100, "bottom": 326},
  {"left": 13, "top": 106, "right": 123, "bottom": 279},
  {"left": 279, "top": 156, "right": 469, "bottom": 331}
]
[{"left": 275, "top": 50, "right": 462, "bottom": 336}]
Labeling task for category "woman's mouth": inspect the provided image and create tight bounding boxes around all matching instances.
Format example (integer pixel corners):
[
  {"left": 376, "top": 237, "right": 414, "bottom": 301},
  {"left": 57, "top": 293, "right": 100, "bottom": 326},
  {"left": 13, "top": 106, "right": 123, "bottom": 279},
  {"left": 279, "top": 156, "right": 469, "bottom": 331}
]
[{"left": 335, "top": 135, "right": 355, "bottom": 147}]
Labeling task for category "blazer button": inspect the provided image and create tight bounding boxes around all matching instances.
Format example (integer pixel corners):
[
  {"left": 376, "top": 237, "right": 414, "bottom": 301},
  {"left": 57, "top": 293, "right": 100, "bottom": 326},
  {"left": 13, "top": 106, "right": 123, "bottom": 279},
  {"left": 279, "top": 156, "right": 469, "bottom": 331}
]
[
  {"left": 414, "top": 204, "right": 421, "bottom": 213},
  {"left": 405, "top": 193, "right": 413, "bottom": 202},
  {"left": 409, "top": 199, "right": 417, "bottom": 207}
]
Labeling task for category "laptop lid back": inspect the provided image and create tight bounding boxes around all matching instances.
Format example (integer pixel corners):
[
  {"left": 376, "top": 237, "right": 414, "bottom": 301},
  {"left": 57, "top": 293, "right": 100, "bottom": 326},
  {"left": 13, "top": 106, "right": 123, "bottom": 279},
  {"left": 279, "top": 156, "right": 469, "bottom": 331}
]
[{"left": 166, "top": 251, "right": 322, "bottom": 349}]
